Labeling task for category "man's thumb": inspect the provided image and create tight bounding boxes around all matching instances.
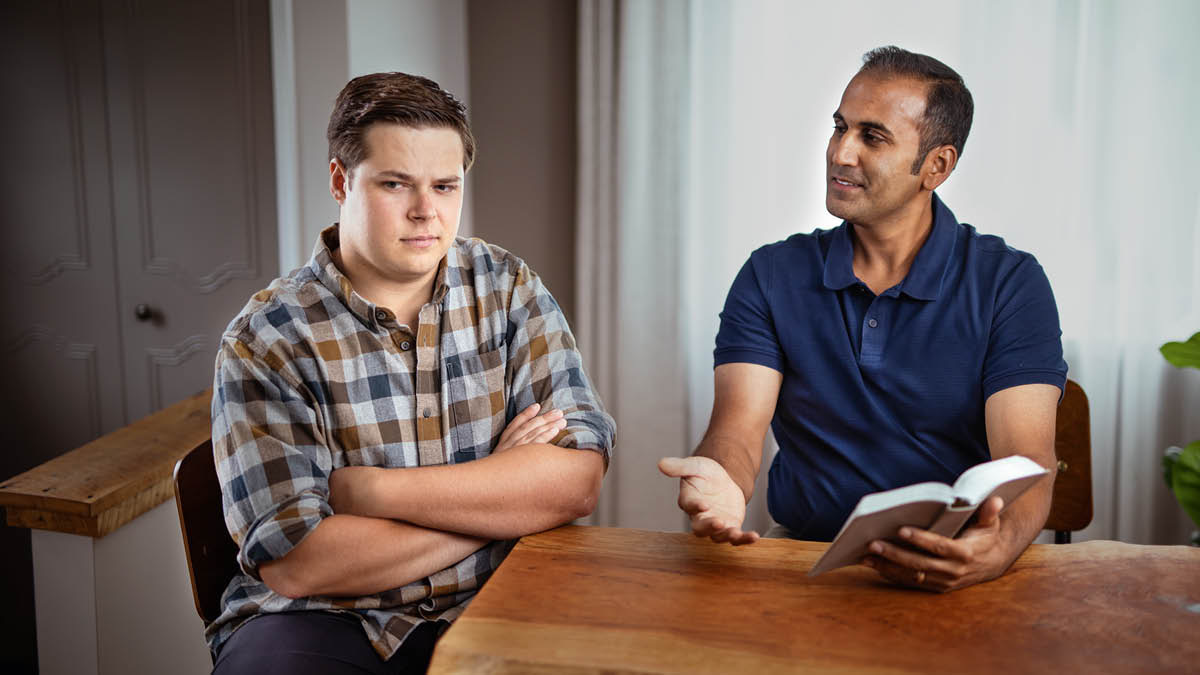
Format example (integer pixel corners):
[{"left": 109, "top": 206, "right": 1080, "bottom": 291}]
[
  {"left": 977, "top": 496, "right": 1004, "bottom": 526},
  {"left": 658, "top": 456, "right": 700, "bottom": 478}
]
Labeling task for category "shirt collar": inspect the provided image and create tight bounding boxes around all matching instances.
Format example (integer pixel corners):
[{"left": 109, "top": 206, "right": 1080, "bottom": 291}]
[
  {"left": 821, "top": 192, "right": 958, "bottom": 301},
  {"left": 309, "top": 224, "right": 452, "bottom": 328}
]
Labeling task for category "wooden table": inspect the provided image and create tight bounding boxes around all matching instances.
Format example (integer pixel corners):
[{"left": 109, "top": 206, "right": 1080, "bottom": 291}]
[{"left": 429, "top": 526, "right": 1200, "bottom": 674}]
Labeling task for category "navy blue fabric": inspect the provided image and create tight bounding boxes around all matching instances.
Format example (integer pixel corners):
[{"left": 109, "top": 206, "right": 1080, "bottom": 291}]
[
  {"left": 714, "top": 193, "right": 1067, "bottom": 541},
  {"left": 213, "top": 612, "right": 443, "bottom": 674}
]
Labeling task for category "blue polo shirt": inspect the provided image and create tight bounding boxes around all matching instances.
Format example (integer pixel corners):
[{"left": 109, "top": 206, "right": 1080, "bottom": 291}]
[{"left": 714, "top": 193, "right": 1067, "bottom": 541}]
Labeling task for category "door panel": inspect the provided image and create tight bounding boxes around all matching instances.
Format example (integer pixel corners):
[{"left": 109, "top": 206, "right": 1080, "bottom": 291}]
[
  {"left": 0, "top": 3, "right": 278, "bottom": 671},
  {"left": 103, "top": 0, "right": 278, "bottom": 419},
  {"left": 0, "top": 0, "right": 126, "bottom": 470},
  {"left": 0, "top": 2, "right": 125, "bottom": 671}
]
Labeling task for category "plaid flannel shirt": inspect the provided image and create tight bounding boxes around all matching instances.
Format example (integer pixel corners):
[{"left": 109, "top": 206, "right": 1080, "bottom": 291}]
[{"left": 208, "top": 226, "right": 615, "bottom": 659}]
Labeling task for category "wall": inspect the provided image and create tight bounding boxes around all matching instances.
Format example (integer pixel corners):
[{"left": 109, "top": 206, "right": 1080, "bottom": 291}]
[
  {"left": 466, "top": 0, "right": 578, "bottom": 320},
  {"left": 272, "top": 0, "right": 473, "bottom": 274}
]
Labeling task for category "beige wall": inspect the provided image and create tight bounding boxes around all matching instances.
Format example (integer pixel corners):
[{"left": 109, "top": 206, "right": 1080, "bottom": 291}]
[{"left": 466, "top": 0, "right": 578, "bottom": 321}]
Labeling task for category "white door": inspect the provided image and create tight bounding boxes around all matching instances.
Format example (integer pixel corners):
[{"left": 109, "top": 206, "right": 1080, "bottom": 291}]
[{"left": 0, "top": 1, "right": 278, "bottom": 671}]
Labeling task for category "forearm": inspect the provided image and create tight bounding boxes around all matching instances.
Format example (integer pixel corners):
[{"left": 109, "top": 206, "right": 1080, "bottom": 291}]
[
  {"left": 692, "top": 363, "right": 780, "bottom": 502},
  {"left": 259, "top": 514, "right": 487, "bottom": 599},
  {"left": 693, "top": 432, "right": 762, "bottom": 502},
  {"left": 984, "top": 382, "right": 1061, "bottom": 566},
  {"left": 341, "top": 443, "right": 604, "bottom": 539},
  {"left": 995, "top": 473, "right": 1054, "bottom": 564}
]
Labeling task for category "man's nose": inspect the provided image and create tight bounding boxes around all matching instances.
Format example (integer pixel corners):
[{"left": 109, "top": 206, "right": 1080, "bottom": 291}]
[
  {"left": 830, "top": 136, "right": 857, "bottom": 166},
  {"left": 409, "top": 189, "right": 436, "bottom": 220}
]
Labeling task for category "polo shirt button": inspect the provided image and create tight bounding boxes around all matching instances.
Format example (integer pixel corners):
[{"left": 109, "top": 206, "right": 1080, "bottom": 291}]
[
  {"left": 400, "top": 340, "right": 412, "bottom": 351},
  {"left": 868, "top": 318, "right": 878, "bottom": 328},
  {"left": 375, "top": 309, "right": 388, "bottom": 322},
  {"left": 423, "top": 408, "right": 431, "bottom": 418}
]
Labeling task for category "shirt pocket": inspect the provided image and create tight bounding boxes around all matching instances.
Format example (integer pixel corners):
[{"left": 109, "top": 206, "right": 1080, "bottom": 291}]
[{"left": 446, "top": 348, "right": 507, "bottom": 462}]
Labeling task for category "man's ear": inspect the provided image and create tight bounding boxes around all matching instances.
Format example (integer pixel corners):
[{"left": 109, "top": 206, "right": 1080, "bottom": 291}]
[
  {"left": 921, "top": 145, "right": 958, "bottom": 192},
  {"left": 330, "top": 159, "right": 350, "bottom": 204}
]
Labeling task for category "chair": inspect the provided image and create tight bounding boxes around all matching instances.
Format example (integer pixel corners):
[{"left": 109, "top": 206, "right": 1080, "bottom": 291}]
[
  {"left": 1045, "top": 379, "right": 1093, "bottom": 543},
  {"left": 173, "top": 439, "right": 240, "bottom": 626}
]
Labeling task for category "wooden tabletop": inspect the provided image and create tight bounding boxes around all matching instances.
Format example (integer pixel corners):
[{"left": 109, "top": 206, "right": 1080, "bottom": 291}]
[
  {"left": 0, "top": 389, "right": 211, "bottom": 538},
  {"left": 430, "top": 526, "right": 1200, "bottom": 674}
]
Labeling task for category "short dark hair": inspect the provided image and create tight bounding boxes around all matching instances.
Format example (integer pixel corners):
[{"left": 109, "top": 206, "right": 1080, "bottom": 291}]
[
  {"left": 327, "top": 72, "right": 476, "bottom": 174},
  {"left": 859, "top": 46, "right": 973, "bottom": 174}
]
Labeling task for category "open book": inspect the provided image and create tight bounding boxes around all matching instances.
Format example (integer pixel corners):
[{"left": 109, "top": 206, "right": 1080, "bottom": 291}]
[{"left": 807, "top": 455, "right": 1048, "bottom": 576}]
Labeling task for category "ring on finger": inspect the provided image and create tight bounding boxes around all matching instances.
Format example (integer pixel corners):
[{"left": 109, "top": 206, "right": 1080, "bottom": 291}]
[{"left": 915, "top": 570, "right": 926, "bottom": 584}]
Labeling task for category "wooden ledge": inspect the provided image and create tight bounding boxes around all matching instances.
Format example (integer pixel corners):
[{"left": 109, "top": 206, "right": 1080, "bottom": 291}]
[{"left": 0, "top": 390, "right": 212, "bottom": 538}]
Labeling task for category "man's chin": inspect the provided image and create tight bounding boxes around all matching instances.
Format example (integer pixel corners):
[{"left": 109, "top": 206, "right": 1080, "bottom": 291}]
[{"left": 825, "top": 195, "right": 855, "bottom": 221}]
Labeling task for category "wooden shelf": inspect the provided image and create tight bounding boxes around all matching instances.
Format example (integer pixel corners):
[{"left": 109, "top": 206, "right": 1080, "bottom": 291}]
[{"left": 0, "top": 390, "right": 212, "bottom": 538}]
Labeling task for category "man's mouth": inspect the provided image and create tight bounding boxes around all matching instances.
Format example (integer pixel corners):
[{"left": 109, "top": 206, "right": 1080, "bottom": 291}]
[
  {"left": 831, "top": 176, "right": 863, "bottom": 189},
  {"left": 401, "top": 235, "right": 440, "bottom": 249}
]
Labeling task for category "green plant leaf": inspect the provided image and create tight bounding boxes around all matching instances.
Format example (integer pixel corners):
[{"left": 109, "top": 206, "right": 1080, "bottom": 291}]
[
  {"left": 1168, "top": 440, "right": 1200, "bottom": 529},
  {"left": 1161, "top": 332, "right": 1200, "bottom": 370}
]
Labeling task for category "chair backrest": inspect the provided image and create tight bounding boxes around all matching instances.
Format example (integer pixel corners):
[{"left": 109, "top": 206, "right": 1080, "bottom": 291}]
[
  {"left": 173, "top": 439, "right": 240, "bottom": 624},
  {"left": 1045, "top": 379, "right": 1093, "bottom": 543}
]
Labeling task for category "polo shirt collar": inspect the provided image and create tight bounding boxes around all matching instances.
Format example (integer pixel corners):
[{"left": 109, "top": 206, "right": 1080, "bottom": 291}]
[{"left": 821, "top": 192, "right": 958, "bottom": 301}]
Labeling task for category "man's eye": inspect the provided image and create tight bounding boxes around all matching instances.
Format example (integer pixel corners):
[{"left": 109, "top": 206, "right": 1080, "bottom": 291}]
[
  {"left": 435, "top": 184, "right": 458, "bottom": 193},
  {"left": 382, "top": 181, "right": 401, "bottom": 189},
  {"left": 832, "top": 125, "right": 846, "bottom": 134},
  {"left": 864, "top": 133, "right": 882, "bottom": 144}
]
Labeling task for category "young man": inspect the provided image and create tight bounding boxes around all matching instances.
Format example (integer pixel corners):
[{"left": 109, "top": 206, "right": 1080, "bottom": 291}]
[
  {"left": 209, "top": 72, "right": 614, "bottom": 673},
  {"left": 661, "top": 46, "right": 1065, "bottom": 592}
]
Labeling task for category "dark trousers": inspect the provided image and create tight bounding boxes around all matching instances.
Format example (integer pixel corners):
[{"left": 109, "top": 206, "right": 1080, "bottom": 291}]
[{"left": 212, "top": 612, "right": 443, "bottom": 675}]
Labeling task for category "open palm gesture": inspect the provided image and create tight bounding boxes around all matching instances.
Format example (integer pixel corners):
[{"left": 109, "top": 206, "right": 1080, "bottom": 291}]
[{"left": 659, "top": 456, "right": 760, "bottom": 545}]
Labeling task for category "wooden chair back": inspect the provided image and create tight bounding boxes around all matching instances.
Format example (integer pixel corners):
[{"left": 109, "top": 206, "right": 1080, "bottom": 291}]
[
  {"left": 1045, "top": 379, "right": 1093, "bottom": 543},
  {"left": 173, "top": 439, "right": 240, "bottom": 624}
]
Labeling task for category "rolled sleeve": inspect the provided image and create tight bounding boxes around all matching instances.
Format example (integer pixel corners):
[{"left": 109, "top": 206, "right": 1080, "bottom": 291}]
[
  {"left": 504, "top": 265, "right": 615, "bottom": 464},
  {"left": 212, "top": 336, "right": 334, "bottom": 580}
]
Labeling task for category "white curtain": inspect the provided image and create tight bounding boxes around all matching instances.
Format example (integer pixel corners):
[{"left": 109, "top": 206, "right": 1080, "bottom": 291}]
[{"left": 578, "top": 0, "right": 1200, "bottom": 544}]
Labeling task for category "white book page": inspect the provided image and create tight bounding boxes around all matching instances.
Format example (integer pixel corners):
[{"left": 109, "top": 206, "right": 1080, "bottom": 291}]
[
  {"left": 853, "top": 481, "right": 954, "bottom": 515},
  {"left": 951, "top": 455, "right": 1046, "bottom": 506}
]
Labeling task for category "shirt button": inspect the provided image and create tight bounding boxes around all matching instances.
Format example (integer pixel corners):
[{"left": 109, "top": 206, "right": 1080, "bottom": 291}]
[
  {"left": 423, "top": 408, "right": 431, "bottom": 418},
  {"left": 400, "top": 340, "right": 412, "bottom": 351},
  {"left": 867, "top": 318, "right": 878, "bottom": 328},
  {"left": 375, "top": 309, "right": 388, "bottom": 322}
]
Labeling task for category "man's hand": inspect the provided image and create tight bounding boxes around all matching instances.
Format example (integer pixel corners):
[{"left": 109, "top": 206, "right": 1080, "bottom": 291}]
[
  {"left": 329, "top": 403, "right": 565, "bottom": 516},
  {"left": 658, "top": 456, "right": 760, "bottom": 545},
  {"left": 862, "top": 496, "right": 1017, "bottom": 592},
  {"left": 495, "top": 403, "right": 566, "bottom": 453}
]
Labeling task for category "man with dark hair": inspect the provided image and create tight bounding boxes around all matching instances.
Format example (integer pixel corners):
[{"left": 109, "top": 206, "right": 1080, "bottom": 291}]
[
  {"left": 661, "top": 46, "right": 1065, "bottom": 592},
  {"left": 209, "top": 72, "right": 614, "bottom": 673}
]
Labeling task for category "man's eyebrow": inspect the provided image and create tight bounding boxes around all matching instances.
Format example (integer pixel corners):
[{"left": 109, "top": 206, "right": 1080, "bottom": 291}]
[
  {"left": 858, "top": 120, "right": 893, "bottom": 137},
  {"left": 376, "top": 170, "right": 461, "bottom": 183},
  {"left": 377, "top": 170, "right": 414, "bottom": 180},
  {"left": 833, "top": 113, "right": 893, "bottom": 138}
]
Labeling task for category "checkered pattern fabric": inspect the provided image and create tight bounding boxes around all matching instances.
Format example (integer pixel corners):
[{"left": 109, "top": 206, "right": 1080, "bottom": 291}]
[{"left": 207, "top": 226, "right": 615, "bottom": 659}]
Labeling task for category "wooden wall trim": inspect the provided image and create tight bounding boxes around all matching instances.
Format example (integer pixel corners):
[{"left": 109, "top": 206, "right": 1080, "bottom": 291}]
[{"left": 0, "top": 389, "right": 211, "bottom": 538}]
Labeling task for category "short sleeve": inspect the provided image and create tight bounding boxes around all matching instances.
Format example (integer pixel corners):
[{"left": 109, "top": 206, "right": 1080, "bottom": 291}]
[
  {"left": 982, "top": 256, "right": 1068, "bottom": 399},
  {"left": 505, "top": 264, "right": 616, "bottom": 464},
  {"left": 714, "top": 253, "right": 784, "bottom": 372},
  {"left": 211, "top": 337, "right": 334, "bottom": 580}
]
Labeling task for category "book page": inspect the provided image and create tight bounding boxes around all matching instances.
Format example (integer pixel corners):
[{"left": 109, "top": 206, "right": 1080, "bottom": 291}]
[
  {"left": 853, "top": 482, "right": 954, "bottom": 515},
  {"left": 808, "top": 490, "right": 953, "bottom": 576},
  {"left": 952, "top": 455, "right": 1047, "bottom": 506},
  {"left": 809, "top": 456, "right": 1049, "bottom": 576}
]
